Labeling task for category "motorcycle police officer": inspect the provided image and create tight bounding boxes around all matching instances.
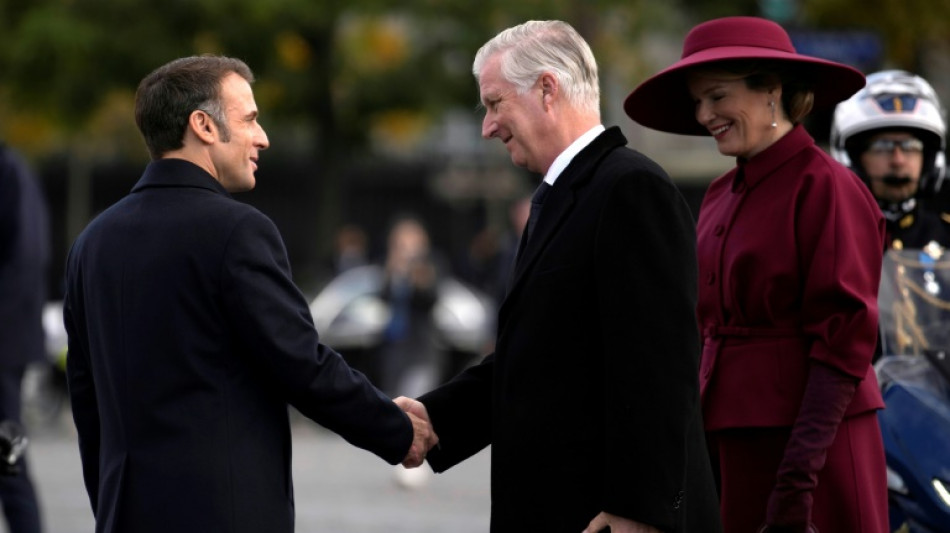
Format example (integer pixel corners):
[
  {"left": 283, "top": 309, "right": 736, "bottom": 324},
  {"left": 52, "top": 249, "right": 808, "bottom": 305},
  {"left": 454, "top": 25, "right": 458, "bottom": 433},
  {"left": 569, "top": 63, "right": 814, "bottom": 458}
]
[{"left": 832, "top": 69, "right": 950, "bottom": 250}]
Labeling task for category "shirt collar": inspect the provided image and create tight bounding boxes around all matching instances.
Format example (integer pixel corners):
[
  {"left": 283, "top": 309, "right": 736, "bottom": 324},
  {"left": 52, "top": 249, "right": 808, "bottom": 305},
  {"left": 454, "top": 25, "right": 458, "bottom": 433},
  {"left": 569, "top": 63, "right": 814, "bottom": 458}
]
[{"left": 543, "top": 125, "right": 606, "bottom": 186}]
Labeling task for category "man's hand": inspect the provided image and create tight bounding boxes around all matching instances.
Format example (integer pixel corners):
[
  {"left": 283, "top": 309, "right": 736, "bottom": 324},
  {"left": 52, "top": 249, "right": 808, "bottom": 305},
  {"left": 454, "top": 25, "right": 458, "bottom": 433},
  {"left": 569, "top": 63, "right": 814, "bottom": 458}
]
[
  {"left": 395, "top": 397, "right": 439, "bottom": 468},
  {"left": 394, "top": 396, "right": 429, "bottom": 420},
  {"left": 583, "top": 511, "right": 663, "bottom": 533}
]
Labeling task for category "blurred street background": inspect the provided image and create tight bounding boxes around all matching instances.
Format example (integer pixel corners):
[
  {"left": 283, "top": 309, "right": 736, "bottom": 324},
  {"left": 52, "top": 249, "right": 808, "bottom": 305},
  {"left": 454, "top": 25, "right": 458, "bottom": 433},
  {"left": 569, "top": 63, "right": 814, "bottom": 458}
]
[{"left": 3, "top": 0, "right": 950, "bottom": 530}]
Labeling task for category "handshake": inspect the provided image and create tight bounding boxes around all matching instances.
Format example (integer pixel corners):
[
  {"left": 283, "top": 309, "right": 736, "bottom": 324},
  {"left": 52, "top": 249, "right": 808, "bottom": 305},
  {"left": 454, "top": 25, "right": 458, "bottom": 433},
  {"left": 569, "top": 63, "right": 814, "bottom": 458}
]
[{"left": 395, "top": 397, "right": 439, "bottom": 468}]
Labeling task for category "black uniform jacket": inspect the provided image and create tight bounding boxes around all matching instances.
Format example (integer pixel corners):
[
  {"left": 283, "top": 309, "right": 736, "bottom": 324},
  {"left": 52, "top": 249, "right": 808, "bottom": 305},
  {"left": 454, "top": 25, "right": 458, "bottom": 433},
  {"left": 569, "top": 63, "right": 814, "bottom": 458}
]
[
  {"left": 886, "top": 203, "right": 950, "bottom": 250},
  {"left": 419, "top": 128, "right": 722, "bottom": 532},
  {"left": 64, "top": 159, "right": 412, "bottom": 533}
]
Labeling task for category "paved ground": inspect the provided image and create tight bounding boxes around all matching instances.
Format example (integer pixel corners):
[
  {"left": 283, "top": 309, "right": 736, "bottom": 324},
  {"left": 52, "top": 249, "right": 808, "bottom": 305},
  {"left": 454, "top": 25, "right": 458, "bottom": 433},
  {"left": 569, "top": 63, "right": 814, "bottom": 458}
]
[{"left": 15, "top": 410, "right": 491, "bottom": 533}]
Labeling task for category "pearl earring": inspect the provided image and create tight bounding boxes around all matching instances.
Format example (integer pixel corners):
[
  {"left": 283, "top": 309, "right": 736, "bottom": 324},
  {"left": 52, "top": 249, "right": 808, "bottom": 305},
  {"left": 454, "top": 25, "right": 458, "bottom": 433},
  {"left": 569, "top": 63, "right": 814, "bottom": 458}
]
[{"left": 770, "top": 101, "right": 777, "bottom": 128}]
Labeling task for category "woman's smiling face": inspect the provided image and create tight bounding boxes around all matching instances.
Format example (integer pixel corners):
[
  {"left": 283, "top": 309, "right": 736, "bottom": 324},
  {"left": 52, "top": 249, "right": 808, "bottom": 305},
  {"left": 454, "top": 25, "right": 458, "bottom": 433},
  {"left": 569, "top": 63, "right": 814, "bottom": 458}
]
[{"left": 688, "top": 73, "right": 781, "bottom": 160}]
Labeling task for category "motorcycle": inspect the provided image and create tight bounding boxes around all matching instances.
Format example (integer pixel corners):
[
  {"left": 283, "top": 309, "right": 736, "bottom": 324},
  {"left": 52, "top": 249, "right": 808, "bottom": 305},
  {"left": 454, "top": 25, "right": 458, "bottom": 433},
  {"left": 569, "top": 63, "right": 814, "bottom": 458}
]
[
  {"left": 21, "top": 301, "right": 69, "bottom": 428},
  {"left": 875, "top": 244, "right": 950, "bottom": 532},
  {"left": 309, "top": 264, "right": 495, "bottom": 394}
]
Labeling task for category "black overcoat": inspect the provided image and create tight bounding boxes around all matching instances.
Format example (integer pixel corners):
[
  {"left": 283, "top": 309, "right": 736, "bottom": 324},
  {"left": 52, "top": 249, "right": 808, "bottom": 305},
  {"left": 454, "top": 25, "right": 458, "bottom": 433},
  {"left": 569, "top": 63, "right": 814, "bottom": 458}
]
[
  {"left": 64, "top": 159, "right": 413, "bottom": 533},
  {"left": 420, "top": 128, "right": 721, "bottom": 532},
  {"left": 0, "top": 144, "right": 49, "bottom": 370}
]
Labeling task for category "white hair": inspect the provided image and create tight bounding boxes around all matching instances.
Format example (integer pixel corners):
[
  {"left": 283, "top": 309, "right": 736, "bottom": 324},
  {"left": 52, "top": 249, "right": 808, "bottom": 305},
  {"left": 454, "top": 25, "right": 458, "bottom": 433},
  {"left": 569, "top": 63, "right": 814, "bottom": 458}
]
[{"left": 473, "top": 20, "right": 600, "bottom": 116}]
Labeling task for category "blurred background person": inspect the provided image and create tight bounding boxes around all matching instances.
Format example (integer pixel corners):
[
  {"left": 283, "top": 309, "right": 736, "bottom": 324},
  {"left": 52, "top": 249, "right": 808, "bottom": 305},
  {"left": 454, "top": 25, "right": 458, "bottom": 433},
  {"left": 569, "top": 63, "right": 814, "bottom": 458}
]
[
  {"left": 305, "top": 224, "right": 369, "bottom": 293},
  {"left": 377, "top": 214, "right": 443, "bottom": 398},
  {"left": 308, "top": 213, "right": 495, "bottom": 405},
  {"left": 457, "top": 194, "right": 530, "bottom": 310},
  {"left": 333, "top": 223, "right": 370, "bottom": 275},
  {"left": 0, "top": 141, "right": 47, "bottom": 533},
  {"left": 377, "top": 214, "right": 445, "bottom": 490},
  {"left": 831, "top": 69, "right": 950, "bottom": 250},
  {"left": 455, "top": 227, "right": 502, "bottom": 310},
  {"left": 626, "top": 16, "right": 888, "bottom": 532}
]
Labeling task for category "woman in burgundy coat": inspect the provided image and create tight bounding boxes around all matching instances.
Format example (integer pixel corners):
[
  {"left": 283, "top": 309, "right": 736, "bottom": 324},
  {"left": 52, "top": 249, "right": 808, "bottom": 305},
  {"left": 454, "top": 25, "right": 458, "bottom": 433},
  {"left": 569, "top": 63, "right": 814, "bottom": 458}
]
[{"left": 625, "top": 17, "right": 889, "bottom": 533}]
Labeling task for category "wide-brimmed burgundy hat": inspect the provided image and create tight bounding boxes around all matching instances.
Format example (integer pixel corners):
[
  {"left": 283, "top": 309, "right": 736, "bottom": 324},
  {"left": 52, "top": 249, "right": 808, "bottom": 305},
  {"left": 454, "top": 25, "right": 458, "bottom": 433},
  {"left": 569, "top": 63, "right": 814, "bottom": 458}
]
[{"left": 624, "top": 16, "right": 866, "bottom": 136}]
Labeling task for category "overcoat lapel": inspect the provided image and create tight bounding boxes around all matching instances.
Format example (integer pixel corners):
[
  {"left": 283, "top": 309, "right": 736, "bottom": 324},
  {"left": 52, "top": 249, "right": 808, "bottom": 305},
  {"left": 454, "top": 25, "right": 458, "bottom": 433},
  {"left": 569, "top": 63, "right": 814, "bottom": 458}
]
[{"left": 499, "top": 128, "right": 628, "bottom": 324}]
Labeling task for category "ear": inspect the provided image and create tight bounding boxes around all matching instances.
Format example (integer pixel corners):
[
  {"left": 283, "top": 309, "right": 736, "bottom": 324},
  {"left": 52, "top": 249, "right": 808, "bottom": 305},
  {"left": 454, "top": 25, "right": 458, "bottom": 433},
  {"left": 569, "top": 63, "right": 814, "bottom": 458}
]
[
  {"left": 189, "top": 109, "right": 217, "bottom": 145},
  {"left": 767, "top": 84, "right": 784, "bottom": 101},
  {"left": 539, "top": 72, "right": 559, "bottom": 108}
]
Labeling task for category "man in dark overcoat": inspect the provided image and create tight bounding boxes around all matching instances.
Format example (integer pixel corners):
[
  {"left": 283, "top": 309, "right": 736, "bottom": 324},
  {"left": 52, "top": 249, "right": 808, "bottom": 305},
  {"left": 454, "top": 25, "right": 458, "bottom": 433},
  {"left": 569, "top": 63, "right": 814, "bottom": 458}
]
[
  {"left": 63, "top": 56, "right": 435, "bottom": 533},
  {"left": 0, "top": 142, "right": 48, "bottom": 533},
  {"left": 396, "top": 20, "right": 721, "bottom": 532}
]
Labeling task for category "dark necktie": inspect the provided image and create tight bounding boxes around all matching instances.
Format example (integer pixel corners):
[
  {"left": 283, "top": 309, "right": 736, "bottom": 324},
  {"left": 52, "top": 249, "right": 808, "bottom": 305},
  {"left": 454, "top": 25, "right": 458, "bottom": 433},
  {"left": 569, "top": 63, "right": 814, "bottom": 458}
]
[
  {"left": 512, "top": 181, "right": 552, "bottom": 269},
  {"left": 524, "top": 182, "right": 552, "bottom": 245}
]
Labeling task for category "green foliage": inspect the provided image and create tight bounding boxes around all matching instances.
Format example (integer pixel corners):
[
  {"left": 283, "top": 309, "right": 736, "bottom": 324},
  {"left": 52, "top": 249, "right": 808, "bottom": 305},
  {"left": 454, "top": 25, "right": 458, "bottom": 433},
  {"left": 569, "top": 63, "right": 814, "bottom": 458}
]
[
  {"left": 0, "top": 0, "right": 665, "bottom": 159},
  {"left": 2, "top": 0, "right": 944, "bottom": 160}
]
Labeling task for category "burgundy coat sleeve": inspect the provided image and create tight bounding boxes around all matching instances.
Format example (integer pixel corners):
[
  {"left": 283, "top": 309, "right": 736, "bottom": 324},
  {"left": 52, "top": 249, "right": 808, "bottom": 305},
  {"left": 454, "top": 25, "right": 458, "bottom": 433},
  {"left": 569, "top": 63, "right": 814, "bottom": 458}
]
[{"left": 794, "top": 157, "right": 885, "bottom": 378}]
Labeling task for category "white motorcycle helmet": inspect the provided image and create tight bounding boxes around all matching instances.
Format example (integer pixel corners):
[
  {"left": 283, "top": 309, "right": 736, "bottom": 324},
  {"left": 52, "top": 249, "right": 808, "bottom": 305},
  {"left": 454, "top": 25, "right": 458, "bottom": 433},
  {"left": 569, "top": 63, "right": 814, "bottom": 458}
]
[{"left": 831, "top": 70, "right": 947, "bottom": 196}]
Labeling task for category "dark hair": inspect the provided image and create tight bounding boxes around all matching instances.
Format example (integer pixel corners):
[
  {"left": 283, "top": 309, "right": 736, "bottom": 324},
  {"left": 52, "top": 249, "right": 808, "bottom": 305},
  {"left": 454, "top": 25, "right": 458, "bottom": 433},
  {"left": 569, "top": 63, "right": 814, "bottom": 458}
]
[
  {"left": 134, "top": 55, "right": 254, "bottom": 160},
  {"left": 694, "top": 60, "right": 816, "bottom": 124}
]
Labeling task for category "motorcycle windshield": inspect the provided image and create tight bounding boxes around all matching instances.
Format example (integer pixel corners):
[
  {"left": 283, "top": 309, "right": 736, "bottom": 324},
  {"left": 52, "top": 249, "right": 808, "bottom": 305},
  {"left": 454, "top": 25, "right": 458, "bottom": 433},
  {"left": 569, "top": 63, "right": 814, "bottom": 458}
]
[{"left": 876, "top": 246, "right": 950, "bottom": 397}]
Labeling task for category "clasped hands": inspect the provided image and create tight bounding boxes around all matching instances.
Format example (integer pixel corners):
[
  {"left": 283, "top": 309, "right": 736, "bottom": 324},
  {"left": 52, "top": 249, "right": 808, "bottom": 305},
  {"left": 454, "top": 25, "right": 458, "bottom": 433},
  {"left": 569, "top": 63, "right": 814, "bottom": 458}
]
[
  {"left": 395, "top": 396, "right": 439, "bottom": 468},
  {"left": 392, "top": 400, "right": 662, "bottom": 533}
]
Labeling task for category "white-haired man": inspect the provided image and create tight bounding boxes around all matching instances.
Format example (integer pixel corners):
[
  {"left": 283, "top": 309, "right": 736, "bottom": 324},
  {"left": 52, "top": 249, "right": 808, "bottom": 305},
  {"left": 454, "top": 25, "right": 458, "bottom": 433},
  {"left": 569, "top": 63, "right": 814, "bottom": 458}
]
[{"left": 398, "top": 20, "right": 720, "bottom": 533}]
